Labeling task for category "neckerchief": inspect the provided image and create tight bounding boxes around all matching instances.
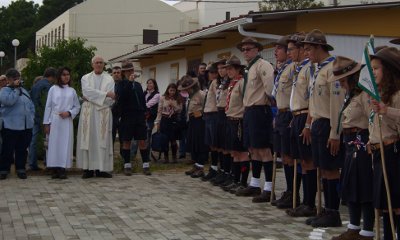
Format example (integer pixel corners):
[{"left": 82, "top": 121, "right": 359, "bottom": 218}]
[
  {"left": 336, "top": 91, "right": 355, "bottom": 134},
  {"left": 309, "top": 56, "right": 336, "bottom": 97},
  {"left": 290, "top": 58, "right": 310, "bottom": 110},
  {"left": 225, "top": 76, "right": 242, "bottom": 112},
  {"left": 216, "top": 76, "right": 229, "bottom": 103},
  {"left": 242, "top": 55, "right": 262, "bottom": 98},
  {"left": 272, "top": 59, "right": 292, "bottom": 98},
  {"left": 185, "top": 96, "right": 191, "bottom": 122}
]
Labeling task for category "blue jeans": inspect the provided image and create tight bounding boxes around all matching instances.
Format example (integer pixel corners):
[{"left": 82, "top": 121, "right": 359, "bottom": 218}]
[{"left": 28, "top": 122, "right": 40, "bottom": 168}]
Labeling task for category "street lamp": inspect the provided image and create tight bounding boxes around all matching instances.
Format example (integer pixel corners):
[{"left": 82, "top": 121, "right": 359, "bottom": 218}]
[
  {"left": 0, "top": 51, "right": 4, "bottom": 74},
  {"left": 12, "top": 39, "right": 20, "bottom": 68}
]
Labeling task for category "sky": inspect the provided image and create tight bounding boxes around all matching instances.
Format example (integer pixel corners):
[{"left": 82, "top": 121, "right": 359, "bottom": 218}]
[{"left": 0, "top": 0, "right": 179, "bottom": 7}]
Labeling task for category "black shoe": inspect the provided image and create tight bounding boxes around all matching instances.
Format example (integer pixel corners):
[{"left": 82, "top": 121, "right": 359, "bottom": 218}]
[
  {"left": 51, "top": 168, "right": 60, "bottom": 179},
  {"left": 59, "top": 168, "right": 67, "bottom": 179},
  {"left": 286, "top": 204, "right": 317, "bottom": 217},
  {"left": 230, "top": 183, "right": 247, "bottom": 194},
  {"left": 212, "top": 173, "right": 228, "bottom": 186},
  {"left": 82, "top": 170, "right": 94, "bottom": 179},
  {"left": 252, "top": 190, "right": 274, "bottom": 203},
  {"left": 220, "top": 175, "right": 233, "bottom": 188},
  {"left": 185, "top": 166, "right": 198, "bottom": 176},
  {"left": 178, "top": 154, "right": 185, "bottom": 159},
  {"left": 311, "top": 209, "right": 342, "bottom": 228},
  {"left": 271, "top": 191, "right": 291, "bottom": 206},
  {"left": 209, "top": 171, "right": 223, "bottom": 184},
  {"left": 0, "top": 173, "right": 7, "bottom": 180},
  {"left": 190, "top": 168, "right": 204, "bottom": 178},
  {"left": 143, "top": 167, "right": 152, "bottom": 176},
  {"left": 276, "top": 192, "right": 300, "bottom": 209},
  {"left": 201, "top": 168, "right": 218, "bottom": 182},
  {"left": 29, "top": 166, "right": 42, "bottom": 171},
  {"left": 235, "top": 186, "right": 261, "bottom": 197},
  {"left": 222, "top": 182, "right": 239, "bottom": 192},
  {"left": 305, "top": 208, "right": 326, "bottom": 225},
  {"left": 96, "top": 171, "right": 113, "bottom": 178},
  {"left": 17, "top": 172, "right": 27, "bottom": 179}
]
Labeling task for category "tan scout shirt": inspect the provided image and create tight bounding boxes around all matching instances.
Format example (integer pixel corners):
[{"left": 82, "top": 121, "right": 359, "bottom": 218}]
[
  {"left": 309, "top": 60, "right": 346, "bottom": 140},
  {"left": 243, "top": 58, "right": 275, "bottom": 107},
  {"left": 188, "top": 90, "right": 206, "bottom": 115},
  {"left": 216, "top": 78, "right": 229, "bottom": 108},
  {"left": 368, "top": 91, "right": 400, "bottom": 144},
  {"left": 290, "top": 61, "right": 312, "bottom": 111},
  {"left": 341, "top": 92, "right": 370, "bottom": 129},
  {"left": 226, "top": 79, "right": 245, "bottom": 119},
  {"left": 276, "top": 62, "right": 296, "bottom": 109},
  {"left": 204, "top": 79, "right": 218, "bottom": 113},
  {"left": 155, "top": 96, "right": 182, "bottom": 122}
]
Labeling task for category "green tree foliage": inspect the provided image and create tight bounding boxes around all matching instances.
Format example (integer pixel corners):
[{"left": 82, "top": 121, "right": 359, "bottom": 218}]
[
  {"left": 36, "top": 0, "right": 83, "bottom": 29},
  {"left": 22, "top": 38, "right": 96, "bottom": 92},
  {"left": 259, "top": 0, "right": 324, "bottom": 11}
]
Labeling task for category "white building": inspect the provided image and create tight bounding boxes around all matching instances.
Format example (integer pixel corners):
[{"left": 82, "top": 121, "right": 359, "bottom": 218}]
[{"left": 35, "top": 0, "right": 191, "bottom": 61}]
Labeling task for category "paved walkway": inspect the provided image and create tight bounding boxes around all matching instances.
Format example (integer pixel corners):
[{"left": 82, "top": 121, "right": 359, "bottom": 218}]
[{"left": 0, "top": 170, "right": 351, "bottom": 240}]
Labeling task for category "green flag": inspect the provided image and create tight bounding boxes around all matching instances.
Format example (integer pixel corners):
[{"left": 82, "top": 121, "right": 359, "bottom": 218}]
[{"left": 358, "top": 36, "right": 381, "bottom": 101}]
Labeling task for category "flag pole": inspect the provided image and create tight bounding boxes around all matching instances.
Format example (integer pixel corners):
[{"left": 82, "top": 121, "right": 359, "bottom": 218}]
[
  {"left": 270, "top": 152, "right": 277, "bottom": 203},
  {"left": 377, "top": 114, "right": 396, "bottom": 240}
]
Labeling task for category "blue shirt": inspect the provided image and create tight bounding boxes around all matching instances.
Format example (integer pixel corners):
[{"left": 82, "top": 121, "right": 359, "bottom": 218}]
[
  {"left": 0, "top": 86, "right": 35, "bottom": 130},
  {"left": 30, "top": 78, "right": 51, "bottom": 123}
]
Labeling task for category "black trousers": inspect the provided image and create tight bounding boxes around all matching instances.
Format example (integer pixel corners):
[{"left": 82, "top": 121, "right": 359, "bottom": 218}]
[{"left": 0, "top": 128, "right": 32, "bottom": 173}]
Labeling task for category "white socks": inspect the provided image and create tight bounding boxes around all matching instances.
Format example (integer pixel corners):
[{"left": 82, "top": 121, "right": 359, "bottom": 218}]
[
  {"left": 211, "top": 165, "right": 218, "bottom": 171},
  {"left": 143, "top": 162, "right": 150, "bottom": 168},
  {"left": 124, "top": 163, "right": 132, "bottom": 168},
  {"left": 264, "top": 182, "right": 272, "bottom": 191},
  {"left": 250, "top": 177, "right": 260, "bottom": 188}
]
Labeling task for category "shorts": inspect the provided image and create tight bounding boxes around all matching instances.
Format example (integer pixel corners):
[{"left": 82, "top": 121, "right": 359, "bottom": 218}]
[
  {"left": 204, "top": 112, "right": 218, "bottom": 147},
  {"left": 290, "top": 113, "right": 312, "bottom": 160},
  {"left": 273, "top": 111, "right": 292, "bottom": 156},
  {"left": 243, "top": 105, "right": 273, "bottom": 149},
  {"left": 119, "top": 114, "right": 147, "bottom": 141}
]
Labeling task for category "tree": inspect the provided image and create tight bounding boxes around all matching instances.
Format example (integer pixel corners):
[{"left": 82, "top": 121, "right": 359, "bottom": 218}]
[
  {"left": 259, "top": 0, "right": 324, "bottom": 11},
  {"left": 36, "top": 0, "right": 84, "bottom": 29}
]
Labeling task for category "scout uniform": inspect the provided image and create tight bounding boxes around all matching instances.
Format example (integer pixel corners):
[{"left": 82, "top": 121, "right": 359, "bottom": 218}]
[
  {"left": 329, "top": 57, "right": 374, "bottom": 240},
  {"left": 303, "top": 29, "right": 345, "bottom": 228}
]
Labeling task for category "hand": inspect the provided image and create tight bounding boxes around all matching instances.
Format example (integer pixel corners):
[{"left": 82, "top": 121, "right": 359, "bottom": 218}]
[
  {"left": 300, "top": 127, "right": 311, "bottom": 145},
  {"left": 59, "top": 111, "right": 71, "bottom": 119},
  {"left": 106, "top": 91, "right": 115, "bottom": 99},
  {"left": 327, "top": 138, "right": 340, "bottom": 156},
  {"left": 156, "top": 123, "right": 160, "bottom": 131},
  {"left": 371, "top": 99, "right": 387, "bottom": 115},
  {"left": 44, "top": 124, "right": 50, "bottom": 135}
]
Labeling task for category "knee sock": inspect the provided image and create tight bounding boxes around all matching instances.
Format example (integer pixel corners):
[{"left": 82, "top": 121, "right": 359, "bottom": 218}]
[
  {"left": 211, "top": 151, "right": 219, "bottom": 167},
  {"left": 232, "top": 161, "right": 241, "bottom": 183},
  {"left": 296, "top": 171, "right": 302, "bottom": 197},
  {"left": 284, "top": 164, "right": 294, "bottom": 192},
  {"left": 223, "top": 154, "right": 233, "bottom": 174},
  {"left": 322, "top": 178, "right": 329, "bottom": 209},
  {"left": 327, "top": 179, "right": 340, "bottom": 210},
  {"left": 302, "top": 173, "right": 308, "bottom": 205},
  {"left": 307, "top": 169, "right": 317, "bottom": 208},
  {"left": 383, "top": 212, "right": 394, "bottom": 240},
  {"left": 347, "top": 202, "right": 362, "bottom": 227},
  {"left": 121, "top": 149, "right": 131, "bottom": 165},
  {"left": 240, "top": 161, "right": 250, "bottom": 185},
  {"left": 251, "top": 160, "right": 262, "bottom": 178},
  {"left": 218, "top": 152, "right": 224, "bottom": 171},
  {"left": 140, "top": 149, "right": 150, "bottom": 168},
  {"left": 361, "top": 202, "right": 375, "bottom": 232},
  {"left": 262, "top": 161, "right": 273, "bottom": 192},
  {"left": 197, "top": 152, "right": 208, "bottom": 166}
]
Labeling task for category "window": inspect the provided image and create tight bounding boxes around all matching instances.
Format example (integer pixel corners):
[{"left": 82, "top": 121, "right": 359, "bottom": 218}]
[
  {"left": 62, "top": 24, "right": 65, "bottom": 39},
  {"left": 58, "top": 26, "right": 61, "bottom": 41},
  {"left": 149, "top": 67, "right": 156, "bottom": 79},
  {"left": 170, "top": 63, "right": 179, "bottom": 83}
]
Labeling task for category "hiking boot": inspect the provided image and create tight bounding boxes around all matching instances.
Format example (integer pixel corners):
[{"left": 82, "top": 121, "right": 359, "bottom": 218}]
[
  {"left": 82, "top": 170, "right": 94, "bottom": 179},
  {"left": 124, "top": 167, "right": 132, "bottom": 176},
  {"left": 222, "top": 182, "right": 239, "bottom": 192},
  {"left": 190, "top": 168, "right": 204, "bottom": 178},
  {"left": 331, "top": 229, "right": 360, "bottom": 240},
  {"left": 220, "top": 175, "right": 233, "bottom": 188},
  {"left": 306, "top": 208, "right": 326, "bottom": 225},
  {"left": 271, "top": 191, "right": 291, "bottom": 206},
  {"left": 230, "top": 183, "right": 247, "bottom": 194},
  {"left": 252, "top": 190, "right": 274, "bottom": 203},
  {"left": 212, "top": 173, "right": 228, "bottom": 186},
  {"left": 201, "top": 168, "right": 218, "bottom": 182},
  {"left": 185, "top": 165, "right": 198, "bottom": 176},
  {"left": 143, "top": 167, "right": 152, "bottom": 176},
  {"left": 286, "top": 204, "right": 317, "bottom": 217},
  {"left": 311, "top": 209, "right": 342, "bottom": 228},
  {"left": 235, "top": 186, "right": 261, "bottom": 197},
  {"left": 276, "top": 192, "right": 300, "bottom": 209}
]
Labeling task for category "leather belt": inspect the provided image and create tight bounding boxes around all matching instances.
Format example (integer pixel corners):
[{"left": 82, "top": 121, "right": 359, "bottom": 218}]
[
  {"left": 342, "top": 127, "right": 363, "bottom": 135},
  {"left": 189, "top": 111, "right": 203, "bottom": 118},
  {"left": 369, "top": 138, "right": 399, "bottom": 151},
  {"left": 292, "top": 109, "right": 308, "bottom": 116},
  {"left": 227, "top": 117, "right": 242, "bottom": 121},
  {"left": 217, "top": 107, "right": 225, "bottom": 111},
  {"left": 278, "top": 108, "right": 290, "bottom": 113}
]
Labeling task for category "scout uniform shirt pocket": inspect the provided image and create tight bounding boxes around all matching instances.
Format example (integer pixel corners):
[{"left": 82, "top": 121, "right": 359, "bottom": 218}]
[
  {"left": 279, "top": 75, "right": 291, "bottom": 92},
  {"left": 316, "top": 79, "right": 328, "bottom": 96}
]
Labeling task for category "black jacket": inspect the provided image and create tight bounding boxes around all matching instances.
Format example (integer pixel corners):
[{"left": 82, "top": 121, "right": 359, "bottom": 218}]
[{"left": 115, "top": 79, "right": 146, "bottom": 118}]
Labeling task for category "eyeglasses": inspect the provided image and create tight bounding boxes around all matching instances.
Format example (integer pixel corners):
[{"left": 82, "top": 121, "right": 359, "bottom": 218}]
[{"left": 241, "top": 47, "right": 255, "bottom": 52}]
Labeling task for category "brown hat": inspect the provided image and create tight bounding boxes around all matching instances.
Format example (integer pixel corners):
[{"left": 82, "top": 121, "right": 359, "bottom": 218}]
[
  {"left": 302, "top": 29, "right": 334, "bottom": 51},
  {"left": 328, "top": 56, "right": 362, "bottom": 83},
  {"left": 223, "top": 55, "right": 245, "bottom": 68},
  {"left": 206, "top": 64, "right": 218, "bottom": 73},
  {"left": 390, "top": 38, "right": 400, "bottom": 45},
  {"left": 211, "top": 58, "right": 227, "bottom": 69},
  {"left": 236, "top": 37, "right": 263, "bottom": 51},
  {"left": 121, "top": 61, "right": 134, "bottom": 71},
  {"left": 370, "top": 47, "right": 400, "bottom": 73},
  {"left": 177, "top": 76, "right": 199, "bottom": 91},
  {"left": 287, "top": 32, "right": 306, "bottom": 47},
  {"left": 271, "top": 35, "right": 290, "bottom": 47}
]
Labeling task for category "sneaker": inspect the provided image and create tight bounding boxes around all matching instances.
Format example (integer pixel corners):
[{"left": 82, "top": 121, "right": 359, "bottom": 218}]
[
  {"left": 124, "top": 167, "right": 132, "bottom": 176},
  {"left": 201, "top": 168, "right": 218, "bottom": 182},
  {"left": 306, "top": 208, "right": 326, "bottom": 225},
  {"left": 276, "top": 192, "right": 300, "bottom": 209},
  {"left": 0, "top": 173, "right": 7, "bottom": 180},
  {"left": 185, "top": 166, "right": 197, "bottom": 176},
  {"left": 331, "top": 229, "right": 360, "bottom": 240},
  {"left": 271, "top": 191, "right": 291, "bottom": 206},
  {"left": 82, "top": 170, "right": 94, "bottom": 179},
  {"left": 17, "top": 172, "right": 27, "bottom": 179},
  {"left": 190, "top": 168, "right": 204, "bottom": 178},
  {"left": 311, "top": 209, "right": 342, "bottom": 228},
  {"left": 96, "top": 171, "right": 113, "bottom": 178},
  {"left": 252, "top": 190, "right": 273, "bottom": 203},
  {"left": 286, "top": 204, "right": 317, "bottom": 217},
  {"left": 143, "top": 167, "right": 152, "bottom": 176},
  {"left": 235, "top": 186, "right": 261, "bottom": 197}
]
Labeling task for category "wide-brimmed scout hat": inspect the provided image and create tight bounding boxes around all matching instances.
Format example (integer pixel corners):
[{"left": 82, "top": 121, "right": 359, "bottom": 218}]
[
  {"left": 223, "top": 55, "right": 245, "bottom": 68},
  {"left": 328, "top": 56, "right": 362, "bottom": 83},
  {"left": 287, "top": 32, "right": 306, "bottom": 47},
  {"left": 121, "top": 61, "right": 134, "bottom": 71},
  {"left": 236, "top": 37, "right": 263, "bottom": 51},
  {"left": 177, "top": 76, "right": 199, "bottom": 91},
  {"left": 389, "top": 38, "right": 400, "bottom": 45},
  {"left": 211, "top": 58, "right": 227, "bottom": 69},
  {"left": 370, "top": 47, "right": 400, "bottom": 73},
  {"left": 206, "top": 64, "right": 218, "bottom": 73},
  {"left": 271, "top": 35, "right": 290, "bottom": 47},
  {"left": 302, "top": 29, "right": 334, "bottom": 51}
]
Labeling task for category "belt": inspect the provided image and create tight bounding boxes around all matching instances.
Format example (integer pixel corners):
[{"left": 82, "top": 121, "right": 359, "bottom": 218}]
[
  {"left": 369, "top": 138, "right": 399, "bottom": 151},
  {"left": 227, "top": 117, "right": 242, "bottom": 121},
  {"left": 342, "top": 127, "right": 364, "bottom": 135},
  {"left": 278, "top": 108, "right": 290, "bottom": 113},
  {"left": 217, "top": 107, "right": 225, "bottom": 111},
  {"left": 292, "top": 109, "right": 308, "bottom": 116},
  {"left": 162, "top": 114, "right": 178, "bottom": 118},
  {"left": 189, "top": 111, "right": 203, "bottom": 118}
]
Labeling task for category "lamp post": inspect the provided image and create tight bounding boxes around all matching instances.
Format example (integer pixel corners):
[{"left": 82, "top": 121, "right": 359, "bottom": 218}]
[
  {"left": 12, "top": 39, "right": 20, "bottom": 68},
  {"left": 0, "top": 51, "right": 4, "bottom": 74}
]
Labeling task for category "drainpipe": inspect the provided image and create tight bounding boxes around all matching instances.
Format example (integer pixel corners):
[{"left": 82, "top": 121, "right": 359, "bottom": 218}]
[{"left": 238, "top": 17, "right": 282, "bottom": 40}]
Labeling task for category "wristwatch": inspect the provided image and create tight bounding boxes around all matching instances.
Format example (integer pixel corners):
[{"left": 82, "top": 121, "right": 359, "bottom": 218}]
[{"left": 304, "top": 123, "right": 311, "bottom": 129}]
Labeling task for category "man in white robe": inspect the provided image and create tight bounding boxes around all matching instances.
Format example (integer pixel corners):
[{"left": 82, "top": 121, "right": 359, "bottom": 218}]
[{"left": 76, "top": 56, "right": 115, "bottom": 178}]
